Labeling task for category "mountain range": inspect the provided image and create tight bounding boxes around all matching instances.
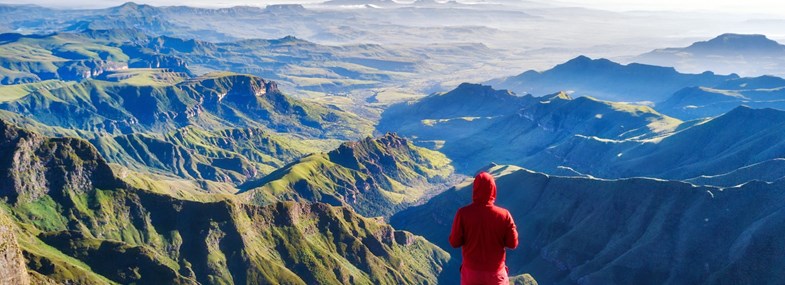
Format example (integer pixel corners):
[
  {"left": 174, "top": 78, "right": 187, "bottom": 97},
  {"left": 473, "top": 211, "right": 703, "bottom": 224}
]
[
  {"left": 380, "top": 83, "right": 785, "bottom": 183},
  {"left": 0, "top": 27, "right": 517, "bottom": 106},
  {"left": 0, "top": 31, "right": 187, "bottom": 84},
  {"left": 392, "top": 165, "right": 785, "bottom": 284},
  {"left": 0, "top": 118, "right": 449, "bottom": 284},
  {"left": 0, "top": 28, "right": 502, "bottom": 194},
  {"left": 657, "top": 76, "right": 785, "bottom": 120},
  {"left": 1, "top": 3, "right": 784, "bottom": 284},
  {"left": 378, "top": 83, "right": 682, "bottom": 173},
  {"left": 0, "top": 67, "right": 375, "bottom": 184},
  {"left": 89, "top": 126, "right": 326, "bottom": 184},
  {"left": 535, "top": 105, "right": 785, "bottom": 180},
  {"left": 486, "top": 54, "right": 785, "bottom": 121},
  {"left": 486, "top": 55, "right": 736, "bottom": 103},
  {"left": 635, "top": 33, "right": 785, "bottom": 77},
  {"left": 0, "top": 72, "right": 370, "bottom": 138}
]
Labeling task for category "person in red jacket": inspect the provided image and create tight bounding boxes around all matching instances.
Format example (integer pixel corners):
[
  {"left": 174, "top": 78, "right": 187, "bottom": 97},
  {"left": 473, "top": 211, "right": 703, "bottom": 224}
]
[{"left": 449, "top": 171, "right": 519, "bottom": 285}]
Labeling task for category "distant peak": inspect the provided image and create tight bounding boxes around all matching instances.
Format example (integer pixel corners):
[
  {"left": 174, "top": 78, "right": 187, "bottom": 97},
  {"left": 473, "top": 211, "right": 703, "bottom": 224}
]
[
  {"left": 111, "top": 2, "right": 159, "bottom": 14},
  {"left": 724, "top": 105, "right": 757, "bottom": 116},
  {"left": 540, "top": 91, "right": 572, "bottom": 102},
  {"left": 555, "top": 56, "right": 616, "bottom": 69},
  {"left": 115, "top": 1, "right": 149, "bottom": 9},
  {"left": 455, "top": 82, "right": 491, "bottom": 90},
  {"left": 570, "top": 55, "right": 593, "bottom": 62},
  {"left": 712, "top": 33, "right": 771, "bottom": 42},
  {"left": 707, "top": 33, "right": 780, "bottom": 47},
  {"left": 716, "top": 105, "right": 785, "bottom": 122},
  {"left": 264, "top": 4, "right": 306, "bottom": 11},
  {"left": 322, "top": 0, "right": 396, "bottom": 5},
  {"left": 268, "top": 35, "right": 309, "bottom": 45},
  {"left": 279, "top": 35, "right": 298, "bottom": 41},
  {"left": 448, "top": 82, "right": 516, "bottom": 97},
  {"left": 689, "top": 33, "right": 784, "bottom": 52}
]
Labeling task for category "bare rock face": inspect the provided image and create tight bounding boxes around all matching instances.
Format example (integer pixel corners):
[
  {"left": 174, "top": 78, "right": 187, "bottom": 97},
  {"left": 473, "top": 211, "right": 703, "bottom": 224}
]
[
  {"left": 0, "top": 211, "right": 31, "bottom": 285},
  {"left": 128, "top": 53, "right": 191, "bottom": 74},
  {"left": 510, "top": 274, "right": 539, "bottom": 285},
  {"left": 56, "top": 60, "right": 128, "bottom": 81},
  {"left": 0, "top": 119, "right": 123, "bottom": 204}
]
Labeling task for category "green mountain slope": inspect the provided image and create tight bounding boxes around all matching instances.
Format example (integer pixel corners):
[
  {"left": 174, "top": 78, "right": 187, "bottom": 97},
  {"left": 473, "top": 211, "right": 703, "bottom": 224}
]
[
  {"left": 0, "top": 29, "right": 406, "bottom": 95},
  {"left": 392, "top": 165, "right": 785, "bottom": 284},
  {"left": 90, "top": 126, "right": 332, "bottom": 184},
  {"left": 239, "top": 133, "right": 455, "bottom": 217},
  {"left": 0, "top": 72, "right": 370, "bottom": 139},
  {"left": 0, "top": 119, "right": 448, "bottom": 284},
  {"left": 0, "top": 31, "right": 192, "bottom": 84},
  {"left": 0, "top": 32, "right": 127, "bottom": 83}
]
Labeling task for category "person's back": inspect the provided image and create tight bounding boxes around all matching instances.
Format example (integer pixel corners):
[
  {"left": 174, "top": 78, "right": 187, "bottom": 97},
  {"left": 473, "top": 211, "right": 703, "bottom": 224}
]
[{"left": 449, "top": 172, "right": 518, "bottom": 285}]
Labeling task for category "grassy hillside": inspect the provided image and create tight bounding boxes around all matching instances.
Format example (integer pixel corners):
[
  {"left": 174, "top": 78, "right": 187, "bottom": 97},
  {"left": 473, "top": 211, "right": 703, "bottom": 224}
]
[
  {"left": 90, "top": 126, "right": 334, "bottom": 184},
  {"left": 0, "top": 72, "right": 371, "bottom": 139},
  {"left": 0, "top": 118, "right": 449, "bottom": 285},
  {"left": 0, "top": 31, "right": 192, "bottom": 84},
  {"left": 392, "top": 165, "right": 785, "bottom": 284},
  {"left": 0, "top": 29, "right": 417, "bottom": 97},
  {"left": 239, "top": 133, "right": 455, "bottom": 217}
]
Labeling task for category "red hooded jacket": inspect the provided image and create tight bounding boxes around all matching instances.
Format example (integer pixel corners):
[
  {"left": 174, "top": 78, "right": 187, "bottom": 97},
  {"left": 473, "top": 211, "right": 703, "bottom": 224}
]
[{"left": 449, "top": 172, "right": 518, "bottom": 272}]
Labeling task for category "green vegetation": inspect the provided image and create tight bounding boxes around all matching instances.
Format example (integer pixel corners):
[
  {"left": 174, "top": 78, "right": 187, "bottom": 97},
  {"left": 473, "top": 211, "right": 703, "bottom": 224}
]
[
  {"left": 101, "top": 68, "right": 188, "bottom": 86},
  {"left": 241, "top": 133, "right": 455, "bottom": 217},
  {"left": 0, "top": 69, "right": 372, "bottom": 184},
  {"left": 0, "top": 80, "right": 73, "bottom": 102},
  {"left": 0, "top": 118, "right": 449, "bottom": 285},
  {"left": 0, "top": 33, "right": 130, "bottom": 83},
  {"left": 0, "top": 72, "right": 371, "bottom": 138},
  {"left": 91, "top": 125, "right": 338, "bottom": 185}
]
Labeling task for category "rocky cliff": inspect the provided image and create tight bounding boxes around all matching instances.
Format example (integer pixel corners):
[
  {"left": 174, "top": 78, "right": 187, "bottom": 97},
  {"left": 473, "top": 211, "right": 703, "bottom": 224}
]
[
  {"left": 0, "top": 210, "right": 31, "bottom": 285},
  {"left": 0, "top": 119, "right": 448, "bottom": 284}
]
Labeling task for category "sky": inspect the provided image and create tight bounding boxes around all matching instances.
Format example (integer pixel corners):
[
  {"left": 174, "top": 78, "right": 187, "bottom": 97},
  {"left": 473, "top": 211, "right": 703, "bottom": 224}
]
[
  {"left": 1, "top": 0, "right": 784, "bottom": 17},
  {"left": 557, "top": 0, "right": 785, "bottom": 15}
]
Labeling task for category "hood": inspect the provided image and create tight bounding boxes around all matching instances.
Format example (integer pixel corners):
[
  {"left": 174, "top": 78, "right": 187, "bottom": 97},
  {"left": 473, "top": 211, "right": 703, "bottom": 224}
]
[{"left": 472, "top": 172, "right": 496, "bottom": 205}]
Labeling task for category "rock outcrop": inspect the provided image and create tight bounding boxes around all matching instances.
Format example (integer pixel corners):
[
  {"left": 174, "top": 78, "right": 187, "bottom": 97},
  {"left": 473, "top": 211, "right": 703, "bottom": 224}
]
[
  {"left": 0, "top": 119, "right": 123, "bottom": 204},
  {"left": 0, "top": 210, "right": 30, "bottom": 285}
]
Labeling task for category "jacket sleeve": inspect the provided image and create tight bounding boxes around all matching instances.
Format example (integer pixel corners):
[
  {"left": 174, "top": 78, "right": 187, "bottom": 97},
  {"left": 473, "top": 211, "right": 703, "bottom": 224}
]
[
  {"left": 505, "top": 211, "right": 519, "bottom": 249},
  {"left": 449, "top": 209, "right": 464, "bottom": 248}
]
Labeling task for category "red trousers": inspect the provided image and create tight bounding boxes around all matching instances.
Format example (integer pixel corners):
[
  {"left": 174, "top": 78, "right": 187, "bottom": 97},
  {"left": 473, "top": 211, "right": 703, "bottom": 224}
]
[{"left": 460, "top": 265, "right": 509, "bottom": 285}]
